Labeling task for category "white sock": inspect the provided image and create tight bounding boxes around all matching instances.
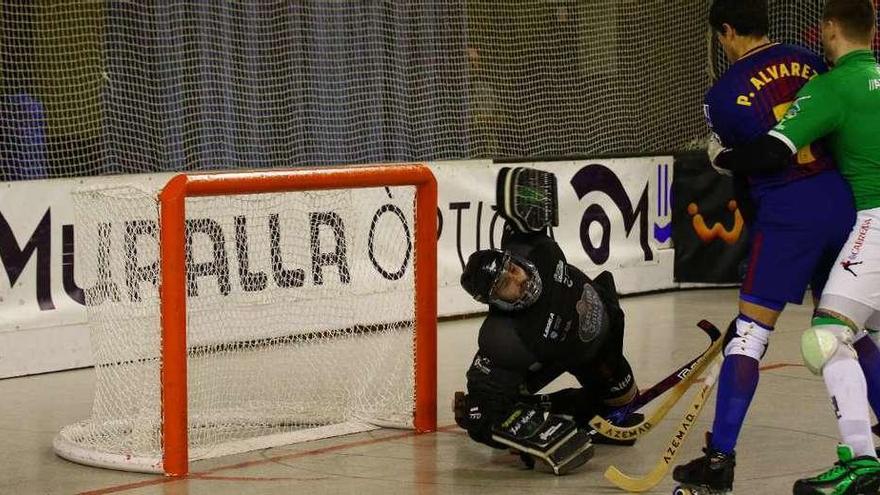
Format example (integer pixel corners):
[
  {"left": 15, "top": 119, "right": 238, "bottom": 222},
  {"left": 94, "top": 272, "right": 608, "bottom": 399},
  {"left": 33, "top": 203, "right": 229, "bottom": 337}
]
[{"left": 824, "top": 347, "right": 876, "bottom": 458}]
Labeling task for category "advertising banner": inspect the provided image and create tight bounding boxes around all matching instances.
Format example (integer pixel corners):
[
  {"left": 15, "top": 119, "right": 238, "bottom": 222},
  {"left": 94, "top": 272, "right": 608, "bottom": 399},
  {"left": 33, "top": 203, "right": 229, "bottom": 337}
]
[
  {"left": 435, "top": 158, "right": 675, "bottom": 314},
  {"left": 673, "top": 152, "right": 750, "bottom": 284},
  {"left": 1, "top": 157, "right": 674, "bottom": 377}
]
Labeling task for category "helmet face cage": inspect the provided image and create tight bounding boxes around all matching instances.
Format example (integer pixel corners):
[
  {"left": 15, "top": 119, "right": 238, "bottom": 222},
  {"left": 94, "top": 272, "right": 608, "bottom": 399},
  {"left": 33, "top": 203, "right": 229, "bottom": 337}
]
[
  {"left": 490, "top": 255, "right": 542, "bottom": 311},
  {"left": 487, "top": 254, "right": 514, "bottom": 300},
  {"left": 460, "top": 249, "right": 543, "bottom": 310}
]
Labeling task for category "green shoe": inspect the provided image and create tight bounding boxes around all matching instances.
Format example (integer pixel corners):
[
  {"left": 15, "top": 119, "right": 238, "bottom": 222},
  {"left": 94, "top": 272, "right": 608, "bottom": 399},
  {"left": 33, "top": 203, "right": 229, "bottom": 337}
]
[{"left": 793, "top": 444, "right": 880, "bottom": 495}]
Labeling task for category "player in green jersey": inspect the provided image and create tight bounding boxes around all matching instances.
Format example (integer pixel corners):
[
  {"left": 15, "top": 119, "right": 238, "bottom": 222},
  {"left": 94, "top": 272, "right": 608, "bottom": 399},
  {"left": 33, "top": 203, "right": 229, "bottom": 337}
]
[{"left": 709, "top": 1, "right": 880, "bottom": 493}]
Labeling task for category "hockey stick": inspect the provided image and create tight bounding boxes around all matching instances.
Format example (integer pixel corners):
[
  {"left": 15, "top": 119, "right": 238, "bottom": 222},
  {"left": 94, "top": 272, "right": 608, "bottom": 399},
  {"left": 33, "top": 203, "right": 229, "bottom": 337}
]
[
  {"left": 603, "top": 356, "right": 723, "bottom": 493},
  {"left": 610, "top": 320, "right": 722, "bottom": 419},
  {"left": 589, "top": 339, "right": 721, "bottom": 441},
  {"left": 589, "top": 320, "right": 723, "bottom": 440}
]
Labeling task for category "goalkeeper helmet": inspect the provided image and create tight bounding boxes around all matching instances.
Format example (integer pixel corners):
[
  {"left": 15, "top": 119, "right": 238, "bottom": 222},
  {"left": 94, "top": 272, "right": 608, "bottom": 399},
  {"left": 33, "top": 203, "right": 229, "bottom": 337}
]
[{"left": 460, "top": 249, "right": 542, "bottom": 310}]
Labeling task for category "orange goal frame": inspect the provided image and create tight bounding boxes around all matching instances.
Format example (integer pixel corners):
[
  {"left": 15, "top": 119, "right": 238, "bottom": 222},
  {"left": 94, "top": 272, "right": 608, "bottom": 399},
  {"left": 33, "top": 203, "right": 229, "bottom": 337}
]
[{"left": 157, "top": 164, "right": 438, "bottom": 476}]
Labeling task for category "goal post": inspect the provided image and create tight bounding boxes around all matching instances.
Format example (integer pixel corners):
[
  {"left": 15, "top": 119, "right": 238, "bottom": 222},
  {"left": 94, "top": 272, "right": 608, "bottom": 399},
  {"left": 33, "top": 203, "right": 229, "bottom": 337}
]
[
  {"left": 159, "top": 165, "right": 438, "bottom": 476},
  {"left": 55, "top": 164, "right": 438, "bottom": 476}
]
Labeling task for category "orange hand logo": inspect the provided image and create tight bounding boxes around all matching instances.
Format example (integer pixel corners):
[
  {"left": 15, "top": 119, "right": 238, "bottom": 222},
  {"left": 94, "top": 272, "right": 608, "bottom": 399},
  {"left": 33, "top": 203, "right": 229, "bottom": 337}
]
[{"left": 687, "top": 200, "right": 744, "bottom": 244}]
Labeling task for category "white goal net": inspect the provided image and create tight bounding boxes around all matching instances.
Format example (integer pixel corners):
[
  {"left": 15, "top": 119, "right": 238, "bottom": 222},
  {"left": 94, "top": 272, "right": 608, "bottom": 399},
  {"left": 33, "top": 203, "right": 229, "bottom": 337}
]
[{"left": 54, "top": 170, "right": 432, "bottom": 473}]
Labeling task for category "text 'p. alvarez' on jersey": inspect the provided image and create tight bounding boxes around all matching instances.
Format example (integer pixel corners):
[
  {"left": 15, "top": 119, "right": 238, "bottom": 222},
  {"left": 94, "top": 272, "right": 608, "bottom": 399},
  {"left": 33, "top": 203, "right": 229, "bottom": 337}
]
[{"left": 704, "top": 43, "right": 836, "bottom": 194}]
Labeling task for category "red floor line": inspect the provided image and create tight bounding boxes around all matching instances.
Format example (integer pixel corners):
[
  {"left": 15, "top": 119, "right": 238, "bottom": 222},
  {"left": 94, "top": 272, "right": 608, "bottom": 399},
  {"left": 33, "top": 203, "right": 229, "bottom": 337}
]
[
  {"left": 760, "top": 362, "right": 804, "bottom": 371},
  {"left": 77, "top": 477, "right": 174, "bottom": 495},
  {"left": 190, "top": 475, "right": 322, "bottom": 482},
  {"left": 76, "top": 424, "right": 460, "bottom": 495},
  {"left": 76, "top": 363, "right": 804, "bottom": 494}
]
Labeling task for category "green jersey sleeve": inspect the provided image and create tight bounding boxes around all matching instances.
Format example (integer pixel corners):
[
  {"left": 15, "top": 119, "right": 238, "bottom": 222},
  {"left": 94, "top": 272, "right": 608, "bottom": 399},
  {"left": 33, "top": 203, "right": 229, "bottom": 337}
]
[{"left": 770, "top": 78, "right": 844, "bottom": 151}]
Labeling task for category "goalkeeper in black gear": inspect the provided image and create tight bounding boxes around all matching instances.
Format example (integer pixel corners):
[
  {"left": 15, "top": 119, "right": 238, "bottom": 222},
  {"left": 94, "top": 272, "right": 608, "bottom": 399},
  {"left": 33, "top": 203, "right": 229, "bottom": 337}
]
[{"left": 454, "top": 168, "right": 640, "bottom": 475}]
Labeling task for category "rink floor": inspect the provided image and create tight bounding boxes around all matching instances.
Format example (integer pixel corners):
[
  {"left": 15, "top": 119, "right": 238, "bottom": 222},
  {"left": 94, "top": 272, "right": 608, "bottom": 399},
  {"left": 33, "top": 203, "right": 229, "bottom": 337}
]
[{"left": 0, "top": 288, "right": 845, "bottom": 495}]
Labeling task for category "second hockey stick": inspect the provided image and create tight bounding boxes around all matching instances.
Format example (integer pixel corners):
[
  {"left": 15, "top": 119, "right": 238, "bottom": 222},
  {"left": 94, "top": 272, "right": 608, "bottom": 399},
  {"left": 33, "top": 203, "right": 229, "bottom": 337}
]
[
  {"left": 589, "top": 320, "right": 723, "bottom": 441},
  {"left": 603, "top": 355, "right": 723, "bottom": 493}
]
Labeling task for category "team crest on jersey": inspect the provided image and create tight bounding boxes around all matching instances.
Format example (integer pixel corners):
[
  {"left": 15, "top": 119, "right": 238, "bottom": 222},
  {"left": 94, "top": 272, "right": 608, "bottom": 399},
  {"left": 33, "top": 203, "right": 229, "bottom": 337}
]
[
  {"left": 783, "top": 95, "right": 811, "bottom": 120},
  {"left": 576, "top": 284, "right": 607, "bottom": 343}
]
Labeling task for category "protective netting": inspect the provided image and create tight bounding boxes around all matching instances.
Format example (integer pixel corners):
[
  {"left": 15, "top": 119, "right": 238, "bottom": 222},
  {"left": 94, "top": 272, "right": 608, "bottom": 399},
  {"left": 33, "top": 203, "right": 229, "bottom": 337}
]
[
  {"left": 709, "top": 0, "right": 875, "bottom": 79},
  {"left": 54, "top": 182, "right": 418, "bottom": 472},
  {"left": 6, "top": 1, "right": 875, "bottom": 181}
]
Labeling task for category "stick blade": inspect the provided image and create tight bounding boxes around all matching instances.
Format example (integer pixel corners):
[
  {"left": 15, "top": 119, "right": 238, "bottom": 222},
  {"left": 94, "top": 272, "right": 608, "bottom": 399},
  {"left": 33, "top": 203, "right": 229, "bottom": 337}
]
[
  {"left": 604, "top": 463, "right": 668, "bottom": 493},
  {"left": 697, "top": 319, "right": 722, "bottom": 341}
]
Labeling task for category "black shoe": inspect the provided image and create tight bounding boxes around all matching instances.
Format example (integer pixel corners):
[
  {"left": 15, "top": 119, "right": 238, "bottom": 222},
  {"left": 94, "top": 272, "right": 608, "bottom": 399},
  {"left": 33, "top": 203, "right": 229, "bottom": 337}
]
[{"left": 673, "top": 432, "right": 735, "bottom": 493}]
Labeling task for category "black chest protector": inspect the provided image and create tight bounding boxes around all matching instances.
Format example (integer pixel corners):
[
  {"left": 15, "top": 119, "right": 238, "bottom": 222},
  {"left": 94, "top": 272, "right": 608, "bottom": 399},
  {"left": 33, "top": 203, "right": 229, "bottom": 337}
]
[{"left": 491, "top": 232, "right": 622, "bottom": 369}]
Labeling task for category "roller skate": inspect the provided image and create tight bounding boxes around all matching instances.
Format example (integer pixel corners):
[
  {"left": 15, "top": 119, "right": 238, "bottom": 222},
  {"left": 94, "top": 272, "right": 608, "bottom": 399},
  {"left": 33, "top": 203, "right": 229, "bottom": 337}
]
[
  {"left": 672, "top": 486, "right": 731, "bottom": 494},
  {"left": 793, "top": 444, "right": 880, "bottom": 495},
  {"left": 672, "top": 486, "right": 732, "bottom": 494},
  {"left": 672, "top": 433, "right": 734, "bottom": 494}
]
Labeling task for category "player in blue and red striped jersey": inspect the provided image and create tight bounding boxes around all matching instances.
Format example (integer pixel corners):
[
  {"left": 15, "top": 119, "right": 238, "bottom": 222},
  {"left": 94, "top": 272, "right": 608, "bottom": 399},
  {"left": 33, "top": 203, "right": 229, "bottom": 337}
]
[{"left": 672, "top": 0, "right": 859, "bottom": 493}]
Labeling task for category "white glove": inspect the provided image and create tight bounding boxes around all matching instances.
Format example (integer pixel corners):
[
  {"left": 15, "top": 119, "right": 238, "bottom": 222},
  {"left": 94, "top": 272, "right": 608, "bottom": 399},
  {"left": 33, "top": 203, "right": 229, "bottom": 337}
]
[{"left": 707, "top": 133, "right": 733, "bottom": 177}]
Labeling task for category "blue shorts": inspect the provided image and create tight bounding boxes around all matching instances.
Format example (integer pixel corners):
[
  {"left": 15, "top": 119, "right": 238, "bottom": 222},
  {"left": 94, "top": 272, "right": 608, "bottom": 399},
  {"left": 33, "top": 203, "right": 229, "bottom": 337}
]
[{"left": 741, "top": 171, "right": 855, "bottom": 308}]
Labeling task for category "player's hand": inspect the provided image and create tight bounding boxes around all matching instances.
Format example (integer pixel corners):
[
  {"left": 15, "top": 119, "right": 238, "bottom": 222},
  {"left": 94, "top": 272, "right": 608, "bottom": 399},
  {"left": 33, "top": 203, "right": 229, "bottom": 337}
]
[{"left": 707, "top": 133, "right": 732, "bottom": 177}]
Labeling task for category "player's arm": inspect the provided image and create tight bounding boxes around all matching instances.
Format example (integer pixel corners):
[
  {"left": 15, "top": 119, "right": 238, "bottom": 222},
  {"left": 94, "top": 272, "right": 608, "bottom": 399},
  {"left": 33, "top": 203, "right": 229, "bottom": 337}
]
[
  {"left": 457, "top": 315, "right": 537, "bottom": 447},
  {"left": 713, "top": 133, "right": 794, "bottom": 174},
  {"left": 714, "top": 80, "right": 843, "bottom": 175},
  {"left": 526, "top": 234, "right": 566, "bottom": 274},
  {"left": 702, "top": 89, "right": 782, "bottom": 177},
  {"left": 456, "top": 356, "right": 525, "bottom": 448}
]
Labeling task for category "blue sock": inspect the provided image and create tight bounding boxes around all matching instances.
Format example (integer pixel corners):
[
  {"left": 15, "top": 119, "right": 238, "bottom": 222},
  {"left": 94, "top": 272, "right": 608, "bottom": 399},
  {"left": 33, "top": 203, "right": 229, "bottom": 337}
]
[
  {"left": 709, "top": 315, "right": 770, "bottom": 455},
  {"left": 710, "top": 353, "right": 760, "bottom": 455},
  {"left": 854, "top": 334, "right": 880, "bottom": 423}
]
